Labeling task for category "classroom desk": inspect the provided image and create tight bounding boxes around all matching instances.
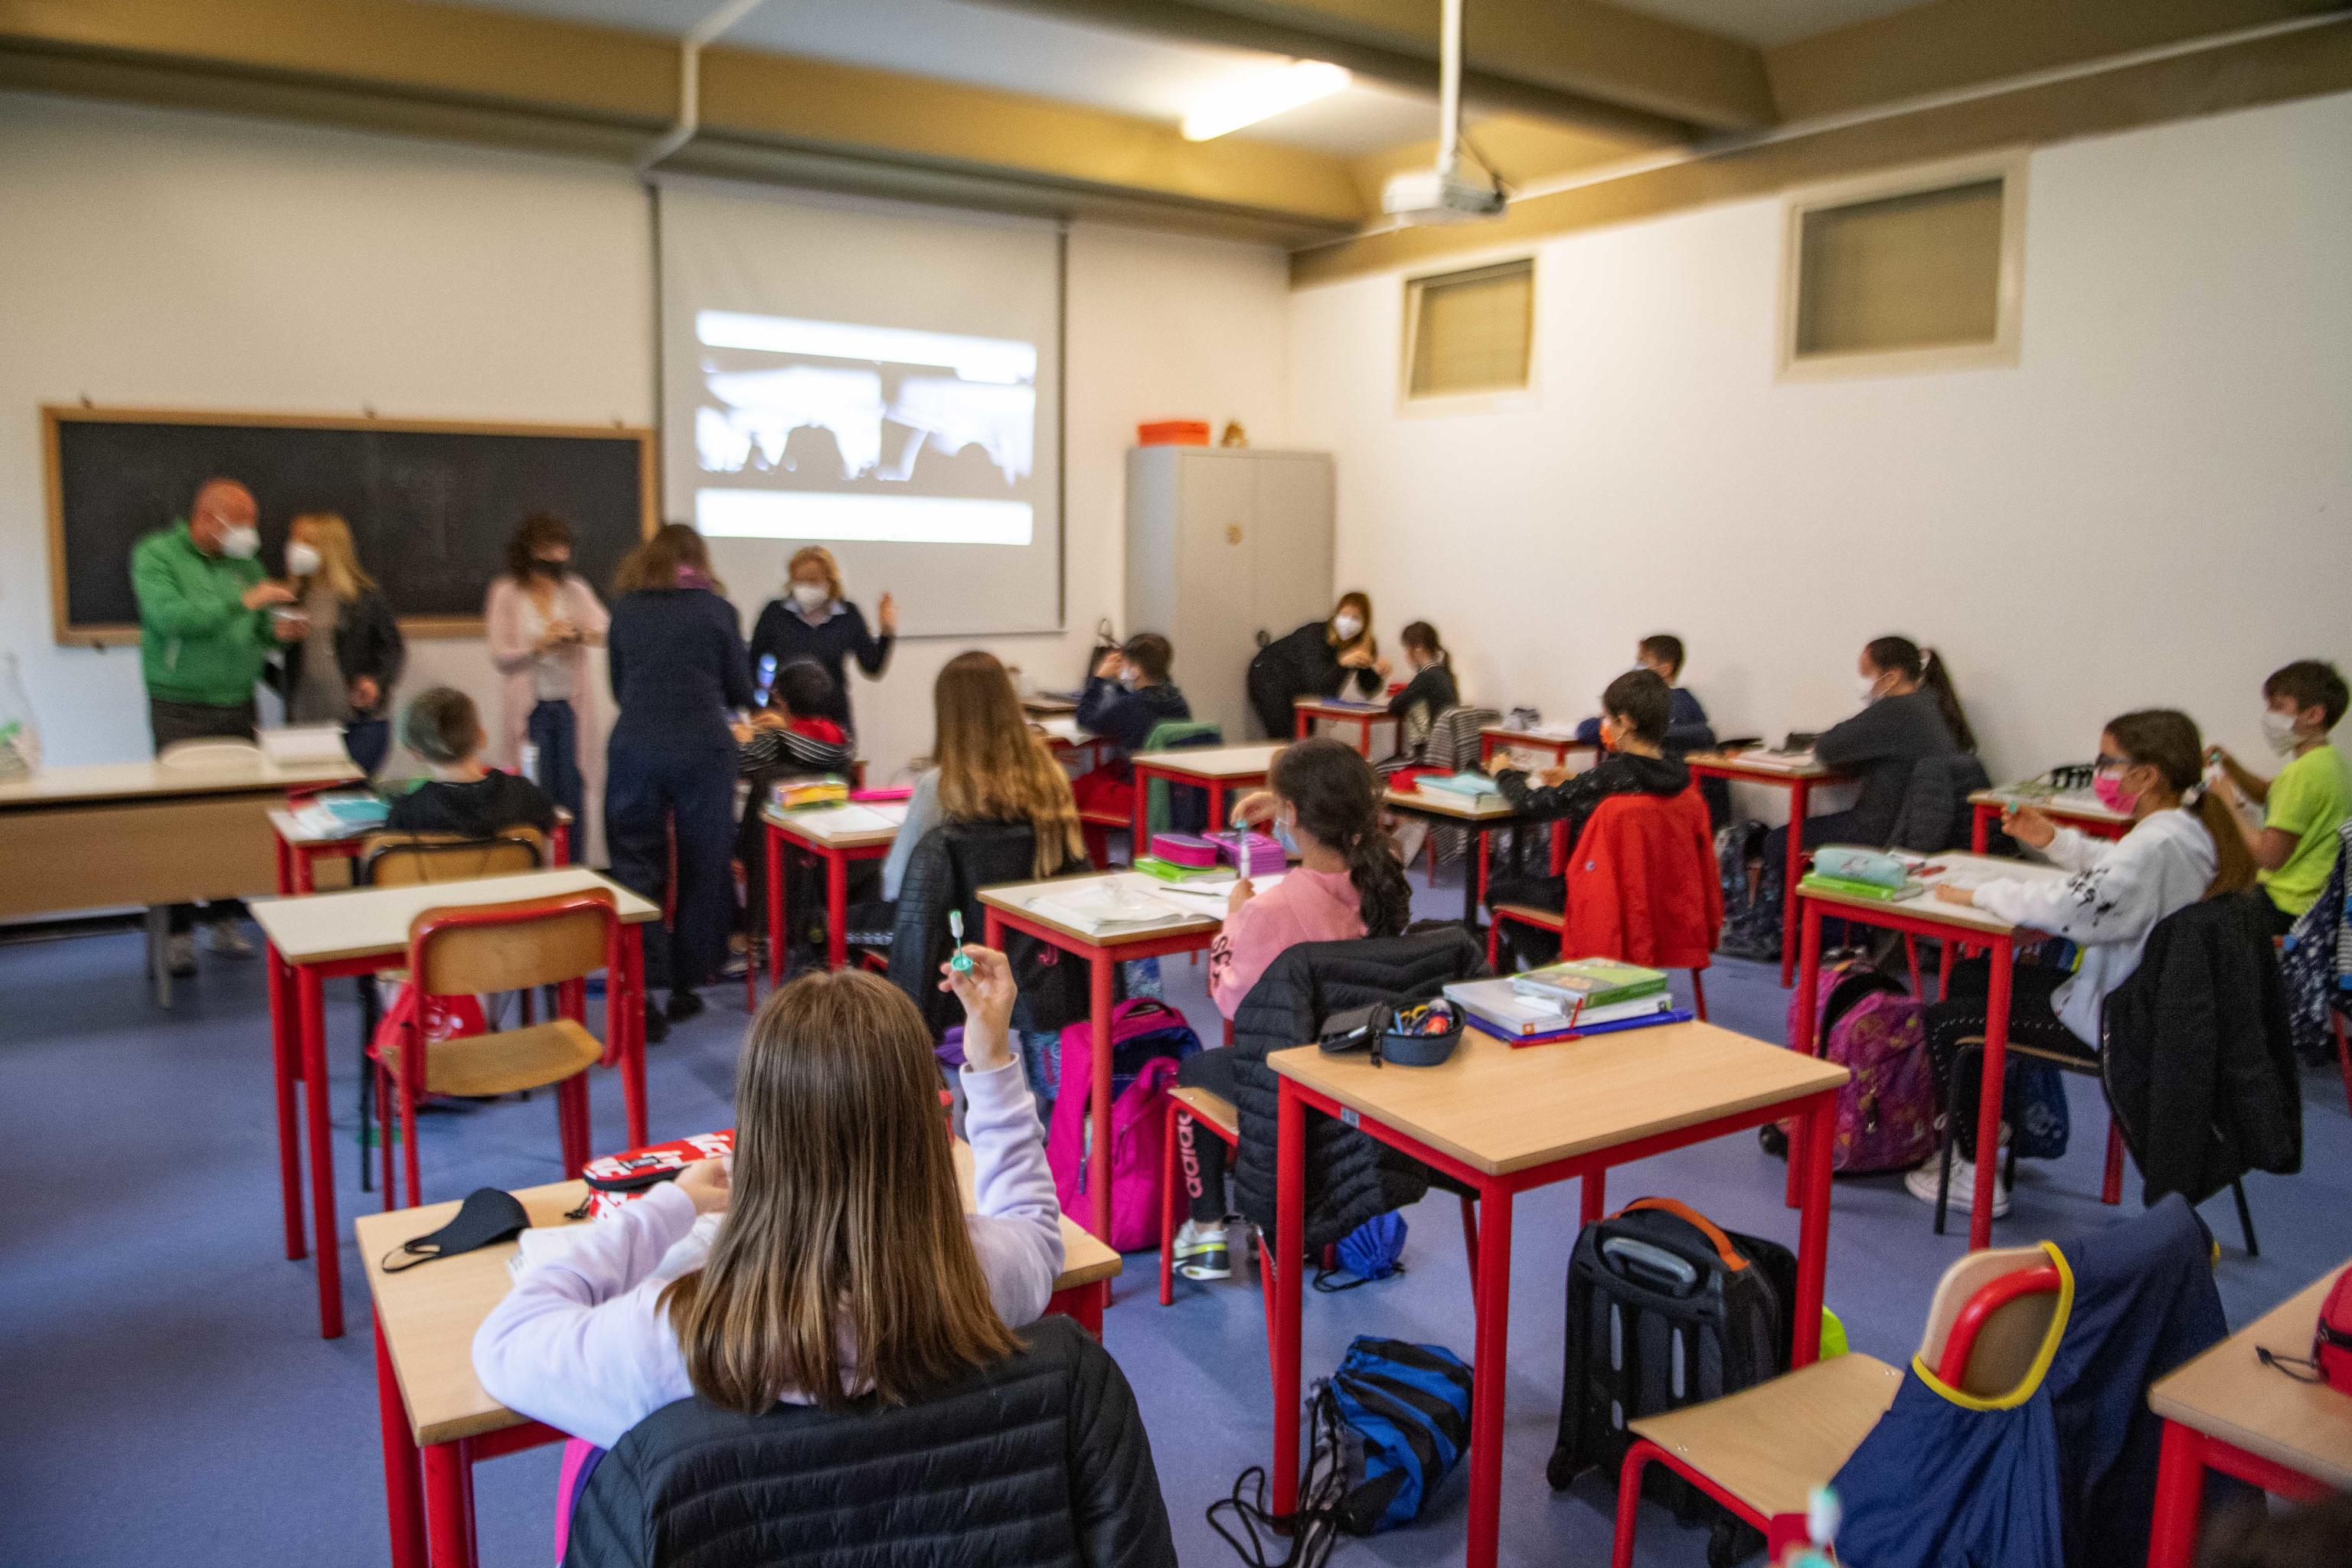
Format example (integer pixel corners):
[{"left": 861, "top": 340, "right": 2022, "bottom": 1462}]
[
  {"left": 1477, "top": 724, "right": 1597, "bottom": 770},
  {"left": 1792, "top": 852, "right": 2069, "bottom": 1250},
  {"left": 1021, "top": 693, "right": 1080, "bottom": 716},
  {"left": 1682, "top": 751, "right": 1849, "bottom": 987},
  {"left": 0, "top": 754, "right": 362, "bottom": 1003},
  {"left": 269, "top": 807, "right": 576, "bottom": 894},
  {"left": 979, "top": 872, "right": 1224, "bottom": 1244},
  {"left": 2146, "top": 1263, "right": 2352, "bottom": 1568},
  {"left": 760, "top": 800, "right": 907, "bottom": 984},
  {"left": 250, "top": 868, "right": 658, "bottom": 1340},
  {"left": 1968, "top": 786, "right": 2130, "bottom": 852},
  {"left": 1034, "top": 714, "right": 1109, "bottom": 772},
  {"left": 1268, "top": 1022, "right": 1848, "bottom": 1568},
  {"left": 1293, "top": 696, "right": 1396, "bottom": 756},
  {"left": 1381, "top": 783, "right": 1522, "bottom": 929},
  {"left": 360, "top": 1158, "right": 1122, "bottom": 1568},
  {"left": 1128, "top": 742, "right": 1284, "bottom": 861}
]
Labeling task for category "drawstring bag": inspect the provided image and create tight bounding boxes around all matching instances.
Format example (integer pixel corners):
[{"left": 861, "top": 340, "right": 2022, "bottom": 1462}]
[{"left": 1314, "top": 1212, "right": 1409, "bottom": 1293}]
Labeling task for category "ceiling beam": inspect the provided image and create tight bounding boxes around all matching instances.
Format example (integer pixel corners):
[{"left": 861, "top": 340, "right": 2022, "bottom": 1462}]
[{"left": 981, "top": 0, "right": 1778, "bottom": 139}]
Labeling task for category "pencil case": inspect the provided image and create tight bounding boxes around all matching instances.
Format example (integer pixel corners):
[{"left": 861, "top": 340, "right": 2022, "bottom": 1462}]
[
  {"left": 1150, "top": 832, "right": 1221, "bottom": 868},
  {"left": 1208, "top": 830, "right": 1285, "bottom": 877},
  {"left": 1810, "top": 846, "right": 1910, "bottom": 889}
]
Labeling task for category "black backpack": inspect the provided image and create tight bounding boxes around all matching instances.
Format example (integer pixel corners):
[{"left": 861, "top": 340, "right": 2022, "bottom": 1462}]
[{"left": 1547, "top": 1199, "right": 1797, "bottom": 1567}]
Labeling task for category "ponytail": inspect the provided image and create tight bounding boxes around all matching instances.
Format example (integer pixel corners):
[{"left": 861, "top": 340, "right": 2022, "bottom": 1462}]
[
  {"left": 1866, "top": 635, "right": 1975, "bottom": 753},
  {"left": 2193, "top": 790, "right": 2259, "bottom": 898},
  {"left": 2106, "top": 708, "right": 2258, "bottom": 899},
  {"left": 1271, "top": 738, "right": 1410, "bottom": 939}
]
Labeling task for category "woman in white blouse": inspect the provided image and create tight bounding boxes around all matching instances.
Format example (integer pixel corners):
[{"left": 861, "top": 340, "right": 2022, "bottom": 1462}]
[{"left": 484, "top": 512, "right": 608, "bottom": 855}]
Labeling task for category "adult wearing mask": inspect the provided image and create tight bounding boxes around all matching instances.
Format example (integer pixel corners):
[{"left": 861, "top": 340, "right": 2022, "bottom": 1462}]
[
  {"left": 485, "top": 512, "right": 608, "bottom": 848},
  {"left": 270, "top": 512, "right": 403, "bottom": 773},
  {"left": 746, "top": 546, "right": 894, "bottom": 734},
  {"left": 606, "top": 524, "right": 753, "bottom": 1041},
  {"left": 1245, "top": 590, "right": 1383, "bottom": 740},
  {"left": 130, "top": 476, "right": 300, "bottom": 970}
]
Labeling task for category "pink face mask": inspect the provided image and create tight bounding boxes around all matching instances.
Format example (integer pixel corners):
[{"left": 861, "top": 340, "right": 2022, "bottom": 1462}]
[{"left": 2092, "top": 771, "right": 2138, "bottom": 815}]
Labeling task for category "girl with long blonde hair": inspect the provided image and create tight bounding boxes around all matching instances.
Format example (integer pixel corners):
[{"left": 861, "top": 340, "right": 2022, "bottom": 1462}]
[{"left": 271, "top": 511, "right": 404, "bottom": 771}]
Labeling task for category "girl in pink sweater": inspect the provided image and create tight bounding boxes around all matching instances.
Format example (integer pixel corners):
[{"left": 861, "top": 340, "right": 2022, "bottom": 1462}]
[{"left": 1180, "top": 738, "right": 1413, "bottom": 1278}]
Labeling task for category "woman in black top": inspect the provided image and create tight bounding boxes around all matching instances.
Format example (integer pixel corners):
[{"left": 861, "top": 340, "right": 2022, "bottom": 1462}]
[
  {"left": 1244, "top": 590, "right": 1382, "bottom": 740},
  {"left": 606, "top": 524, "right": 754, "bottom": 1037},
  {"left": 746, "top": 545, "right": 894, "bottom": 734}
]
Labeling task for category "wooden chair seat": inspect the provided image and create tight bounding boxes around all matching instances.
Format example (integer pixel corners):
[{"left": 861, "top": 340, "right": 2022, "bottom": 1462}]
[
  {"left": 1168, "top": 1085, "right": 1239, "bottom": 1142},
  {"left": 1627, "top": 1352, "right": 1903, "bottom": 1520},
  {"left": 380, "top": 1018, "right": 602, "bottom": 1099},
  {"left": 1491, "top": 901, "right": 1565, "bottom": 929}
]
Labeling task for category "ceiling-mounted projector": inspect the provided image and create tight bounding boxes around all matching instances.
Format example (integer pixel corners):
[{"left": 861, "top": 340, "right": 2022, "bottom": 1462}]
[{"left": 1381, "top": 165, "right": 1506, "bottom": 224}]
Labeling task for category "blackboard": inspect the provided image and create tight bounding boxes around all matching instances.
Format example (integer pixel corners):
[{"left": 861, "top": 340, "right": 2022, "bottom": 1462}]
[{"left": 42, "top": 409, "right": 655, "bottom": 645}]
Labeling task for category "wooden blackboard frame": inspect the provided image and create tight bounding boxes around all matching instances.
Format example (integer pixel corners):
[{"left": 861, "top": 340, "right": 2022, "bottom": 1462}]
[{"left": 41, "top": 406, "right": 658, "bottom": 646}]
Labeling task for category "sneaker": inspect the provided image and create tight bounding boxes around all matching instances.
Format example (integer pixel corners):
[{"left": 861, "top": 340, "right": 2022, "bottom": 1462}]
[
  {"left": 667, "top": 989, "right": 706, "bottom": 1024},
  {"left": 166, "top": 933, "right": 198, "bottom": 978},
  {"left": 642, "top": 1005, "right": 670, "bottom": 1046},
  {"left": 206, "top": 916, "right": 256, "bottom": 958},
  {"left": 1174, "top": 1218, "right": 1231, "bottom": 1281},
  {"left": 1906, "top": 1155, "right": 2011, "bottom": 1219}
]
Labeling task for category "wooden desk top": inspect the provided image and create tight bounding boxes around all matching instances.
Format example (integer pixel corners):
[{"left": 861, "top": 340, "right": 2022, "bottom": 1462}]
[
  {"left": 361, "top": 1158, "right": 1120, "bottom": 1447},
  {"left": 1479, "top": 724, "right": 1596, "bottom": 751},
  {"left": 0, "top": 756, "right": 361, "bottom": 808},
  {"left": 759, "top": 800, "right": 908, "bottom": 849},
  {"left": 978, "top": 871, "right": 1224, "bottom": 949},
  {"left": 1270, "top": 1021, "right": 1848, "bottom": 1178},
  {"left": 1383, "top": 784, "right": 1519, "bottom": 820},
  {"left": 1021, "top": 694, "right": 1079, "bottom": 716},
  {"left": 1034, "top": 716, "right": 1087, "bottom": 746},
  {"left": 1294, "top": 697, "right": 1393, "bottom": 720},
  {"left": 1797, "top": 851, "right": 2068, "bottom": 939},
  {"left": 2149, "top": 1264, "right": 2352, "bottom": 1491},
  {"left": 268, "top": 803, "right": 575, "bottom": 848},
  {"left": 1683, "top": 750, "right": 1841, "bottom": 782},
  {"left": 1969, "top": 786, "right": 2130, "bottom": 828},
  {"left": 1129, "top": 743, "right": 1285, "bottom": 779},
  {"left": 250, "top": 867, "right": 659, "bottom": 965}
]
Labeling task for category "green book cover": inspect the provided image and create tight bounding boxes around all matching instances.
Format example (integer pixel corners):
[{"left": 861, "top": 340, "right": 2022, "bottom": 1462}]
[
  {"left": 1800, "top": 874, "right": 1924, "bottom": 902},
  {"left": 1509, "top": 956, "right": 1670, "bottom": 1008},
  {"left": 1132, "top": 857, "right": 1222, "bottom": 883}
]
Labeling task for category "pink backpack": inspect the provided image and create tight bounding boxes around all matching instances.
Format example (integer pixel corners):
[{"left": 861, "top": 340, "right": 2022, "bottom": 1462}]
[
  {"left": 1047, "top": 998, "right": 1200, "bottom": 1250},
  {"left": 1779, "top": 955, "right": 1939, "bottom": 1174}
]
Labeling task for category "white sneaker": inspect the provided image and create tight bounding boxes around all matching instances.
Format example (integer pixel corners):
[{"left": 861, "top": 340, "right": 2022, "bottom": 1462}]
[
  {"left": 1174, "top": 1218, "right": 1232, "bottom": 1280},
  {"left": 1906, "top": 1155, "right": 2011, "bottom": 1219},
  {"left": 206, "top": 916, "right": 256, "bottom": 958}
]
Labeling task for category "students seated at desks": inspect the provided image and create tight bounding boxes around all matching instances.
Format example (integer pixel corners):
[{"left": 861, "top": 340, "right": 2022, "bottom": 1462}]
[
  {"left": 1172, "top": 738, "right": 1410, "bottom": 1279},
  {"left": 1574, "top": 633, "right": 1713, "bottom": 753},
  {"left": 2209, "top": 658, "right": 2352, "bottom": 936},
  {"left": 1377, "top": 620, "right": 1459, "bottom": 774},
  {"left": 1070, "top": 632, "right": 1191, "bottom": 820},
  {"left": 733, "top": 660, "right": 856, "bottom": 964},
  {"left": 1908, "top": 709, "right": 2256, "bottom": 1214},
  {"left": 1484, "top": 670, "right": 1691, "bottom": 971},
  {"left": 381, "top": 687, "right": 557, "bottom": 839},
  {"left": 1245, "top": 590, "right": 1383, "bottom": 739},
  {"left": 475, "top": 959, "right": 1170, "bottom": 1564}
]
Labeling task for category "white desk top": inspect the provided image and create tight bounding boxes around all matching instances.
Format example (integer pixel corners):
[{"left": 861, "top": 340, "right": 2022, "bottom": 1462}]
[
  {"left": 268, "top": 802, "right": 575, "bottom": 847},
  {"left": 760, "top": 800, "right": 907, "bottom": 848},
  {"left": 978, "top": 871, "right": 1226, "bottom": 949},
  {"left": 1129, "top": 743, "right": 1285, "bottom": 779},
  {"left": 1684, "top": 750, "right": 1841, "bottom": 782},
  {"left": 0, "top": 756, "right": 361, "bottom": 808},
  {"left": 1294, "top": 697, "right": 1393, "bottom": 718},
  {"left": 1798, "top": 850, "right": 2069, "bottom": 937},
  {"left": 1034, "top": 716, "right": 1088, "bottom": 746},
  {"left": 1383, "top": 784, "right": 1519, "bottom": 820},
  {"left": 250, "top": 867, "right": 658, "bottom": 966}
]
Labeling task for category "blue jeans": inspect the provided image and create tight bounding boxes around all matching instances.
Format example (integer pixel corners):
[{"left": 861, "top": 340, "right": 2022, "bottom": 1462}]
[
  {"left": 605, "top": 740, "right": 736, "bottom": 996},
  {"left": 528, "top": 700, "right": 583, "bottom": 861}
]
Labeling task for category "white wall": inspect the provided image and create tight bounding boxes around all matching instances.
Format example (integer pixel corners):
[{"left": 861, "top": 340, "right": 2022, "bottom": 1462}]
[
  {"left": 1290, "top": 90, "right": 2352, "bottom": 797},
  {"left": 0, "top": 93, "right": 1293, "bottom": 835}
]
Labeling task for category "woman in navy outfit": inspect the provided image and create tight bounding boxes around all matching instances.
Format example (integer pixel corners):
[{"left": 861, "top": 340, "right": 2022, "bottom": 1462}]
[
  {"left": 604, "top": 524, "right": 753, "bottom": 1040},
  {"left": 746, "top": 545, "right": 895, "bottom": 735}
]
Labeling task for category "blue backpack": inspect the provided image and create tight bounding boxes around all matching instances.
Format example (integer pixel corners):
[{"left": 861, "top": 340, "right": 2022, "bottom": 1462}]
[{"left": 1321, "top": 1336, "right": 1474, "bottom": 1534}]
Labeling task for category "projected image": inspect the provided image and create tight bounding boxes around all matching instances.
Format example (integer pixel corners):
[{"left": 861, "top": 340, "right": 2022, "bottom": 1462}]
[{"left": 692, "top": 310, "right": 1036, "bottom": 545}]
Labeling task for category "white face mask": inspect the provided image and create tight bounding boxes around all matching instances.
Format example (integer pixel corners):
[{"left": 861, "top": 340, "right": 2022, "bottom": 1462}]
[
  {"left": 1118, "top": 666, "right": 1141, "bottom": 689},
  {"left": 1853, "top": 672, "right": 1883, "bottom": 706},
  {"left": 2261, "top": 707, "right": 2303, "bottom": 756},
  {"left": 1331, "top": 614, "right": 1363, "bottom": 642},
  {"left": 791, "top": 582, "right": 829, "bottom": 612},
  {"left": 284, "top": 541, "right": 322, "bottom": 578},
  {"left": 219, "top": 524, "right": 261, "bottom": 560}
]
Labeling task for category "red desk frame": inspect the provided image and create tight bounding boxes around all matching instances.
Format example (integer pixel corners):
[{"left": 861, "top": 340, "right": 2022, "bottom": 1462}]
[
  {"left": 1968, "top": 799, "right": 2128, "bottom": 853},
  {"left": 761, "top": 817, "right": 895, "bottom": 984},
  {"left": 1126, "top": 757, "right": 1269, "bottom": 867},
  {"left": 1294, "top": 699, "right": 1396, "bottom": 758},
  {"left": 1683, "top": 758, "right": 1845, "bottom": 988},
  {"left": 274, "top": 822, "right": 573, "bottom": 896},
  {"left": 2147, "top": 1420, "right": 2337, "bottom": 1568}
]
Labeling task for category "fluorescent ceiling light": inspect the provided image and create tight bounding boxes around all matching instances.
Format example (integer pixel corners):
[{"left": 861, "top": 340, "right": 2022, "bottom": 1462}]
[{"left": 1181, "top": 60, "right": 1351, "bottom": 142}]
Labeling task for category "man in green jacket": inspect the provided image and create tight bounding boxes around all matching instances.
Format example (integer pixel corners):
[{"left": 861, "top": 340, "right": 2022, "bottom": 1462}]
[{"left": 131, "top": 476, "right": 299, "bottom": 970}]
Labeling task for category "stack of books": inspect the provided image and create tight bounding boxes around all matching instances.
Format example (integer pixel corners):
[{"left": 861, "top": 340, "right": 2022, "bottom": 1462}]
[
  {"left": 1797, "top": 871, "right": 1924, "bottom": 902},
  {"left": 771, "top": 776, "right": 850, "bottom": 812},
  {"left": 1444, "top": 958, "right": 1687, "bottom": 1046}
]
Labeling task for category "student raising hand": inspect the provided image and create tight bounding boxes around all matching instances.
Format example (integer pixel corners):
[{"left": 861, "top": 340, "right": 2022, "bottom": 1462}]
[{"left": 939, "top": 944, "right": 1017, "bottom": 1071}]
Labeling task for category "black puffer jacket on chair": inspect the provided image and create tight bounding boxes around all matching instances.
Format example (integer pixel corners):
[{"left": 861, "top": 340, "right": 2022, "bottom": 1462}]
[
  {"left": 561, "top": 1316, "right": 1176, "bottom": 1568},
  {"left": 1228, "top": 926, "right": 1489, "bottom": 1252}
]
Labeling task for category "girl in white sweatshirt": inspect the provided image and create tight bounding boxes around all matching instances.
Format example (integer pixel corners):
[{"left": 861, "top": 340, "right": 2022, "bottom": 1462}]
[
  {"left": 1909, "top": 709, "right": 2257, "bottom": 1212},
  {"left": 471, "top": 949, "right": 1063, "bottom": 1537}
]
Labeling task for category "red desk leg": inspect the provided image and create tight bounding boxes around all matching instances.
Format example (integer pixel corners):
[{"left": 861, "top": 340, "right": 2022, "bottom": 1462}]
[
  {"left": 553, "top": 820, "right": 571, "bottom": 865},
  {"left": 766, "top": 823, "right": 786, "bottom": 988},
  {"left": 1295, "top": 708, "right": 1312, "bottom": 740},
  {"left": 1970, "top": 936, "right": 2014, "bottom": 1250},
  {"left": 1270, "top": 1075, "right": 1305, "bottom": 1519},
  {"left": 1050, "top": 1280, "right": 1108, "bottom": 1338},
  {"left": 620, "top": 927, "right": 648, "bottom": 1148},
  {"left": 1780, "top": 778, "right": 1811, "bottom": 988},
  {"left": 824, "top": 847, "right": 849, "bottom": 970},
  {"left": 2147, "top": 1420, "right": 2207, "bottom": 1568},
  {"left": 1971, "top": 803, "right": 1993, "bottom": 854},
  {"left": 268, "top": 942, "right": 305, "bottom": 1260},
  {"left": 376, "top": 1312, "right": 426, "bottom": 1568},
  {"left": 421, "top": 1439, "right": 478, "bottom": 1568},
  {"left": 1354, "top": 716, "right": 1372, "bottom": 756},
  {"left": 1463, "top": 1181, "right": 1514, "bottom": 1568},
  {"left": 296, "top": 963, "right": 344, "bottom": 1338},
  {"left": 1791, "top": 1090, "right": 1834, "bottom": 1366},
  {"left": 1087, "top": 953, "right": 1116, "bottom": 1243},
  {"left": 1788, "top": 900, "right": 1826, "bottom": 1209},
  {"left": 1132, "top": 766, "right": 1150, "bottom": 863},
  {"left": 1207, "top": 780, "right": 1227, "bottom": 837},
  {"left": 1582, "top": 1170, "right": 1606, "bottom": 1224}
]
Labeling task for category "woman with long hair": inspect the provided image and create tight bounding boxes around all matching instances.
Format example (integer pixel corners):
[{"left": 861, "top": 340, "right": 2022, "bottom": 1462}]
[
  {"left": 484, "top": 511, "right": 608, "bottom": 840},
  {"left": 746, "top": 544, "right": 896, "bottom": 734},
  {"left": 1910, "top": 707, "right": 2255, "bottom": 1214},
  {"left": 878, "top": 650, "right": 1085, "bottom": 903},
  {"left": 1244, "top": 590, "right": 1385, "bottom": 740},
  {"left": 270, "top": 511, "right": 404, "bottom": 772},
  {"left": 605, "top": 522, "right": 753, "bottom": 1039}
]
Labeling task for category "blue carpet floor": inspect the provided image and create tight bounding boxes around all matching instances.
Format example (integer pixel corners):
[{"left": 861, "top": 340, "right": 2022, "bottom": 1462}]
[{"left": 2, "top": 869, "right": 2347, "bottom": 1567}]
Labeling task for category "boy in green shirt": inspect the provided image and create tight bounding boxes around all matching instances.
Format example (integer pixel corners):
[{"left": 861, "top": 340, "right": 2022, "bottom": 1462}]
[{"left": 2211, "top": 659, "right": 2352, "bottom": 934}]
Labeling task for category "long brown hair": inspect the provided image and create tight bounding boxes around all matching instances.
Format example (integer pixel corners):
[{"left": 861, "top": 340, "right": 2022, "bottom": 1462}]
[
  {"left": 2104, "top": 709, "right": 2257, "bottom": 899},
  {"left": 1326, "top": 590, "right": 1376, "bottom": 661},
  {"left": 662, "top": 969, "right": 1018, "bottom": 1413},
  {"left": 932, "top": 651, "right": 1083, "bottom": 879},
  {"left": 1866, "top": 635, "right": 1975, "bottom": 753},
  {"left": 614, "top": 521, "right": 723, "bottom": 595},
  {"left": 1272, "top": 737, "right": 1409, "bottom": 938},
  {"left": 507, "top": 512, "right": 572, "bottom": 583}
]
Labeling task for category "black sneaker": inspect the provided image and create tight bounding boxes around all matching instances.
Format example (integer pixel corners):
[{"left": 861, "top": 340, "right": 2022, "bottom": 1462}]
[
  {"left": 667, "top": 989, "right": 706, "bottom": 1024},
  {"left": 642, "top": 1004, "right": 670, "bottom": 1045}
]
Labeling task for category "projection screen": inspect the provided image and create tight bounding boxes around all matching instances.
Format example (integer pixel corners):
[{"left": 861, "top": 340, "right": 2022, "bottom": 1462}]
[{"left": 657, "top": 180, "right": 1063, "bottom": 635}]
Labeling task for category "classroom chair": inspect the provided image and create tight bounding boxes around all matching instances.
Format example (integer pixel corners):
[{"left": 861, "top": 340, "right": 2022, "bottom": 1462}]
[
  {"left": 372, "top": 887, "right": 624, "bottom": 1210},
  {"left": 1076, "top": 719, "right": 1223, "bottom": 867},
  {"left": 1607, "top": 1244, "right": 2061, "bottom": 1567}
]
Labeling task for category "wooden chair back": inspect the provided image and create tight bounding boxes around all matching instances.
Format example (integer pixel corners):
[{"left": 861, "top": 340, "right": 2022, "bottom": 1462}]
[
  {"left": 361, "top": 828, "right": 545, "bottom": 887},
  {"left": 1917, "top": 1245, "right": 2064, "bottom": 1398},
  {"left": 409, "top": 889, "right": 618, "bottom": 998}
]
